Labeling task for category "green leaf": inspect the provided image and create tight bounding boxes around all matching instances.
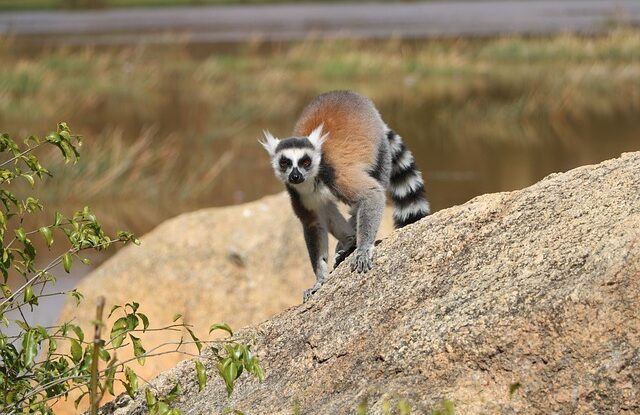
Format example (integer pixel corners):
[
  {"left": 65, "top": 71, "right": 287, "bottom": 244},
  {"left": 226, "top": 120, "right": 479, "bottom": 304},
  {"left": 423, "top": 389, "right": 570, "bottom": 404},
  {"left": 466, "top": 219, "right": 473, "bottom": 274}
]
[
  {"left": 48, "top": 337, "right": 57, "bottom": 353},
  {"left": 62, "top": 252, "right": 72, "bottom": 273},
  {"left": 223, "top": 359, "right": 238, "bottom": 387},
  {"left": 53, "top": 212, "right": 65, "bottom": 226},
  {"left": 15, "top": 228, "right": 26, "bottom": 243},
  {"left": 145, "top": 388, "right": 157, "bottom": 408},
  {"left": 1, "top": 284, "right": 11, "bottom": 297},
  {"left": 130, "top": 334, "right": 146, "bottom": 365},
  {"left": 253, "top": 361, "right": 265, "bottom": 383},
  {"left": 71, "top": 324, "right": 84, "bottom": 342},
  {"left": 105, "top": 365, "right": 117, "bottom": 395},
  {"left": 23, "top": 285, "right": 35, "bottom": 304},
  {"left": 165, "top": 383, "right": 182, "bottom": 403},
  {"left": 242, "top": 347, "right": 255, "bottom": 370},
  {"left": 185, "top": 327, "right": 202, "bottom": 353},
  {"left": 99, "top": 346, "right": 111, "bottom": 362},
  {"left": 155, "top": 402, "right": 171, "bottom": 415},
  {"left": 195, "top": 360, "right": 207, "bottom": 392},
  {"left": 69, "top": 289, "right": 83, "bottom": 306},
  {"left": 110, "top": 317, "right": 128, "bottom": 348},
  {"left": 21, "top": 173, "right": 35, "bottom": 187},
  {"left": 70, "top": 339, "right": 82, "bottom": 363},
  {"left": 74, "top": 391, "right": 88, "bottom": 409},
  {"left": 208, "top": 323, "right": 233, "bottom": 337},
  {"left": 356, "top": 397, "right": 369, "bottom": 415},
  {"left": 126, "top": 313, "right": 139, "bottom": 330},
  {"left": 46, "top": 132, "right": 61, "bottom": 144},
  {"left": 127, "top": 301, "right": 140, "bottom": 313},
  {"left": 39, "top": 226, "right": 54, "bottom": 248},
  {"left": 138, "top": 313, "right": 150, "bottom": 332},
  {"left": 398, "top": 399, "right": 411, "bottom": 415},
  {"left": 21, "top": 329, "right": 37, "bottom": 367},
  {"left": 432, "top": 400, "right": 455, "bottom": 415},
  {"left": 509, "top": 382, "right": 522, "bottom": 398},
  {"left": 125, "top": 366, "right": 138, "bottom": 398},
  {"left": 172, "top": 313, "right": 182, "bottom": 322},
  {"left": 108, "top": 304, "right": 122, "bottom": 318},
  {"left": 16, "top": 320, "right": 30, "bottom": 331}
]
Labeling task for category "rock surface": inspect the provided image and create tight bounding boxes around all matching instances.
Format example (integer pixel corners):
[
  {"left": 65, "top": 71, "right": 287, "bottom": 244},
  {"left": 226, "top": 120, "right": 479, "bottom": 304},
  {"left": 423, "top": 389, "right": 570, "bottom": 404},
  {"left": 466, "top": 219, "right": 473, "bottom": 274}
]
[
  {"left": 58, "top": 191, "right": 394, "bottom": 413},
  {"left": 101, "top": 152, "right": 640, "bottom": 415}
]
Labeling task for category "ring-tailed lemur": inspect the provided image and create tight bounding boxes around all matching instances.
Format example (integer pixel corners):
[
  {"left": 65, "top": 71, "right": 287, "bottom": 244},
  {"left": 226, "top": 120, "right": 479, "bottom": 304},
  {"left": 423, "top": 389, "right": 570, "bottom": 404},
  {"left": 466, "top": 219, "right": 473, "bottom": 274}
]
[{"left": 260, "top": 90, "right": 429, "bottom": 301}]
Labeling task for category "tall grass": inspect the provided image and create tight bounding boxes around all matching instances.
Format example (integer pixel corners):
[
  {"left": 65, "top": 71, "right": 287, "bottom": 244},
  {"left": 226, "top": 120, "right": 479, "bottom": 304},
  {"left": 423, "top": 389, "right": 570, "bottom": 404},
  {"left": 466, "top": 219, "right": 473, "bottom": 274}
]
[{"left": 1, "top": 30, "right": 640, "bottom": 236}]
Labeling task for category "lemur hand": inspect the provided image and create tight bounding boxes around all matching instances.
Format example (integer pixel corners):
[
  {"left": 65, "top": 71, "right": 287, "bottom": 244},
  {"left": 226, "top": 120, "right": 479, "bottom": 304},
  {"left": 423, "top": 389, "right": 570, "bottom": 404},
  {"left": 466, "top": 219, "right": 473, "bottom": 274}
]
[{"left": 351, "top": 246, "right": 374, "bottom": 273}]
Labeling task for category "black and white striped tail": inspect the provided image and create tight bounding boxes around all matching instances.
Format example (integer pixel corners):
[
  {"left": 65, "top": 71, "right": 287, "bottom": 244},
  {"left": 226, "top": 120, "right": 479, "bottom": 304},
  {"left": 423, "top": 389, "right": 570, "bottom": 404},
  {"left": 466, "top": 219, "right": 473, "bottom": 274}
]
[{"left": 387, "top": 130, "right": 430, "bottom": 228}]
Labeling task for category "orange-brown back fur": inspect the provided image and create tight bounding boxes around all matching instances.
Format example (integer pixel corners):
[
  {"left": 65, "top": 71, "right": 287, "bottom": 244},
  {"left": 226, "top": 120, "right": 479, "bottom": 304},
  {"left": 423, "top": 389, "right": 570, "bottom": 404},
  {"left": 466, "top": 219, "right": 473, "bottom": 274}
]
[{"left": 293, "top": 91, "right": 386, "bottom": 202}]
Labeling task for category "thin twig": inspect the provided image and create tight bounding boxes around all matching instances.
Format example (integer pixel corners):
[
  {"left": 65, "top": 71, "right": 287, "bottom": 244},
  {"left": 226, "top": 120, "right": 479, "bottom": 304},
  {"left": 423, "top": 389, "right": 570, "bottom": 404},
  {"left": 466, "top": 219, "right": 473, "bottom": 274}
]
[
  {"left": 0, "top": 142, "right": 45, "bottom": 169},
  {"left": 90, "top": 296, "right": 105, "bottom": 415},
  {"left": 1, "top": 238, "right": 126, "bottom": 308}
]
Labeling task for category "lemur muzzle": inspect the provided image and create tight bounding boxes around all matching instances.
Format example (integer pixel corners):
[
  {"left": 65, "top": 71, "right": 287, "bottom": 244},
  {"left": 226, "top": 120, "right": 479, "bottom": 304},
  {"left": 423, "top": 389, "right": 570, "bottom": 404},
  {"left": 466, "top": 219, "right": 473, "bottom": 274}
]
[{"left": 289, "top": 168, "right": 304, "bottom": 184}]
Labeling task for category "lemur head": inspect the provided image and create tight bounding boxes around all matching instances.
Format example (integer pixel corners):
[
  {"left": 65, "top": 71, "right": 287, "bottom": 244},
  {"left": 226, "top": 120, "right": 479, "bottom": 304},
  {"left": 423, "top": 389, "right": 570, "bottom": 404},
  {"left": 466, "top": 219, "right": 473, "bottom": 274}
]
[{"left": 259, "top": 124, "right": 328, "bottom": 186}]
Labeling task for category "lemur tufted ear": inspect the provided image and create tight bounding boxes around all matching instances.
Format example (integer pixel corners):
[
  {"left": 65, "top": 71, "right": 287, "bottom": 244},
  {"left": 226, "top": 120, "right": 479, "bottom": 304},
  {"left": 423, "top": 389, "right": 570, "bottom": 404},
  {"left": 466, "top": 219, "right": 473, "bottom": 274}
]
[
  {"left": 259, "top": 130, "right": 280, "bottom": 156},
  {"left": 308, "top": 123, "right": 329, "bottom": 149}
]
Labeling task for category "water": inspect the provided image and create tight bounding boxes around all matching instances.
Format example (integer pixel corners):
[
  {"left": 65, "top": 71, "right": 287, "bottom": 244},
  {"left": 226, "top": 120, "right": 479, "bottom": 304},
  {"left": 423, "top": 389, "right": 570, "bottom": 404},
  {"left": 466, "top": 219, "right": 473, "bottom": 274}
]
[{"left": 219, "top": 108, "right": 640, "bottom": 213}]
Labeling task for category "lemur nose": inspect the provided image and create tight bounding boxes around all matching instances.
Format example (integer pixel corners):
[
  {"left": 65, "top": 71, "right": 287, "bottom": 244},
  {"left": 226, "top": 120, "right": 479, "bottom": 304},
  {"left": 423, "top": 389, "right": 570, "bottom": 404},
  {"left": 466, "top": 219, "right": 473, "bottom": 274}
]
[{"left": 289, "top": 169, "right": 304, "bottom": 184}]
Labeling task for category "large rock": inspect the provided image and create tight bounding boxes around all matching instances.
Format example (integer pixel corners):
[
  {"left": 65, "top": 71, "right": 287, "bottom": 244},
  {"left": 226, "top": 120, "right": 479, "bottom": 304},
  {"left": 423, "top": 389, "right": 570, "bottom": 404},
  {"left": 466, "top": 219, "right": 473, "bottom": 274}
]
[
  {"left": 102, "top": 152, "right": 640, "bottom": 414},
  {"left": 58, "top": 191, "right": 394, "bottom": 413}
]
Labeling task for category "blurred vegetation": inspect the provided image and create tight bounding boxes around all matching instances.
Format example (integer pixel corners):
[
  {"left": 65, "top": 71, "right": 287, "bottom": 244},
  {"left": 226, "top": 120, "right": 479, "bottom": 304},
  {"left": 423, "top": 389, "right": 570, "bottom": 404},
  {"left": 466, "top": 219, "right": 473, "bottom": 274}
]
[{"left": 1, "top": 30, "right": 639, "bottom": 236}]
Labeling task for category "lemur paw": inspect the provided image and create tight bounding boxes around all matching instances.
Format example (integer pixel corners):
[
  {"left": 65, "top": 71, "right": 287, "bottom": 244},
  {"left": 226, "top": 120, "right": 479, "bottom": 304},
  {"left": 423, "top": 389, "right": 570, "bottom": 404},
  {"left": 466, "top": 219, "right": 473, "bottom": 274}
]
[
  {"left": 303, "top": 283, "right": 322, "bottom": 302},
  {"left": 334, "top": 245, "right": 356, "bottom": 268},
  {"left": 350, "top": 247, "right": 374, "bottom": 273}
]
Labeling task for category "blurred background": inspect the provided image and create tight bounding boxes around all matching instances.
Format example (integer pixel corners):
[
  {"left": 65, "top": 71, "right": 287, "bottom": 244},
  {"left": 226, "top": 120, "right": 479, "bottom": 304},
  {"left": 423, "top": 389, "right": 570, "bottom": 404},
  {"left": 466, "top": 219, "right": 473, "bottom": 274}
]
[{"left": 1, "top": 0, "right": 639, "bottom": 348}]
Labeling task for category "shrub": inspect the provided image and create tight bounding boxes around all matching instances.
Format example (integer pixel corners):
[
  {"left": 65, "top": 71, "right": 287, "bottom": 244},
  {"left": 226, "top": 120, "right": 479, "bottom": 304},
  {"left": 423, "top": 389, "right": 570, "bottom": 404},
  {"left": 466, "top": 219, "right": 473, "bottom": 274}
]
[{"left": 0, "top": 124, "right": 263, "bottom": 414}]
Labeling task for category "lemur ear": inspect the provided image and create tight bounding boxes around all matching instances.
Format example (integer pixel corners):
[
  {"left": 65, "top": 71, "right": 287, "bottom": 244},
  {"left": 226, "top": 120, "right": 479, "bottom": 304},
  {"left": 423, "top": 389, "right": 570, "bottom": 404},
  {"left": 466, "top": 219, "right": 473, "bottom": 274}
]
[
  {"left": 308, "top": 123, "right": 329, "bottom": 149},
  {"left": 259, "top": 130, "right": 280, "bottom": 156}
]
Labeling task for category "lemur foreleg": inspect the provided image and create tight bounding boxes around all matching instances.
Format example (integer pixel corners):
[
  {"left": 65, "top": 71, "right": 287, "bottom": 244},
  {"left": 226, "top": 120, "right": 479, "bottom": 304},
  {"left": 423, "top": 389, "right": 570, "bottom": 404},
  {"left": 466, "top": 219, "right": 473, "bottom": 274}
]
[{"left": 351, "top": 185, "right": 385, "bottom": 273}]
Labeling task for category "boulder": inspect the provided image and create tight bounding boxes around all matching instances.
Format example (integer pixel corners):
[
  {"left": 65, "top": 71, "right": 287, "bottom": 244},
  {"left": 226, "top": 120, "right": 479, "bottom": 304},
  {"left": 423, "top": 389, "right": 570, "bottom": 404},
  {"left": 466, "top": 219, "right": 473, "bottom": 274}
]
[
  {"left": 101, "top": 152, "right": 640, "bottom": 414},
  {"left": 57, "top": 191, "right": 394, "bottom": 413}
]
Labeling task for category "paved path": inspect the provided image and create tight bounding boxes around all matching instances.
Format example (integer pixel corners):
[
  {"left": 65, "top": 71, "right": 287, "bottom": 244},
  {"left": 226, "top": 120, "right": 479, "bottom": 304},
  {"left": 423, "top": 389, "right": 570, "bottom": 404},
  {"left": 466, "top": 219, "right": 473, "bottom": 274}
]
[{"left": 1, "top": 1, "right": 639, "bottom": 44}]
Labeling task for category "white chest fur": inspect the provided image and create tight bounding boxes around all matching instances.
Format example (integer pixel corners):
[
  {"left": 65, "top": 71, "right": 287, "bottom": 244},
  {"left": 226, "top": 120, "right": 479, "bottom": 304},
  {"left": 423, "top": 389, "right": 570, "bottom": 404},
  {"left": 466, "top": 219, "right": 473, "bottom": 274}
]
[{"left": 295, "top": 180, "right": 337, "bottom": 211}]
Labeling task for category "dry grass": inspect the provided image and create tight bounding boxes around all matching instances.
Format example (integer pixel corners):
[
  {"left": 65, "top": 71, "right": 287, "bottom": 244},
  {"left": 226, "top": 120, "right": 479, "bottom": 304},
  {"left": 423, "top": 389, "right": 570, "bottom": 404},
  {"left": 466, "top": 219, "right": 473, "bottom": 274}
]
[{"left": 1, "top": 30, "right": 640, "bottom": 235}]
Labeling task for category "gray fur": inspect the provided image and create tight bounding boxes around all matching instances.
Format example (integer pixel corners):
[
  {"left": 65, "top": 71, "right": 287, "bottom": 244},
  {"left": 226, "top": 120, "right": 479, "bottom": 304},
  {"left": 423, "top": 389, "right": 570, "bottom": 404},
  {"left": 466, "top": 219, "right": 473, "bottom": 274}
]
[
  {"left": 324, "top": 202, "right": 356, "bottom": 268},
  {"left": 351, "top": 186, "right": 386, "bottom": 273},
  {"left": 262, "top": 91, "right": 429, "bottom": 302},
  {"left": 302, "top": 222, "right": 329, "bottom": 302}
]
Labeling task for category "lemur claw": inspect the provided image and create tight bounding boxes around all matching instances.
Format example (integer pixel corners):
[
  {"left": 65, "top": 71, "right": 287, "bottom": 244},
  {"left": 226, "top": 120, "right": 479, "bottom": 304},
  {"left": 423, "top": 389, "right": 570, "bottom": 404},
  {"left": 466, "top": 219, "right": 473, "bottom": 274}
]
[
  {"left": 334, "top": 245, "right": 356, "bottom": 268},
  {"left": 350, "top": 247, "right": 374, "bottom": 273},
  {"left": 303, "top": 283, "right": 322, "bottom": 302}
]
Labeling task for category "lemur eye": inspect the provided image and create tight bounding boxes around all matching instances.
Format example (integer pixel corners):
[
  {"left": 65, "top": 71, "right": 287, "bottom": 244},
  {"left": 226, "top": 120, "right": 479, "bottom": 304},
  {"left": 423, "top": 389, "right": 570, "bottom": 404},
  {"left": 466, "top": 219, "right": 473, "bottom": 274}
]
[
  {"left": 299, "top": 156, "right": 312, "bottom": 169},
  {"left": 279, "top": 157, "right": 291, "bottom": 170}
]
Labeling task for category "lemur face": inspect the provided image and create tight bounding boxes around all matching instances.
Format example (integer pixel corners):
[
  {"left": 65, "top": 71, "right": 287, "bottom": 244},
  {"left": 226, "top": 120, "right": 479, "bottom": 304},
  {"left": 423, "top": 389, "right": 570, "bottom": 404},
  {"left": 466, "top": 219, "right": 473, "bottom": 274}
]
[
  {"left": 259, "top": 125, "right": 328, "bottom": 187},
  {"left": 274, "top": 146, "right": 320, "bottom": 185}
]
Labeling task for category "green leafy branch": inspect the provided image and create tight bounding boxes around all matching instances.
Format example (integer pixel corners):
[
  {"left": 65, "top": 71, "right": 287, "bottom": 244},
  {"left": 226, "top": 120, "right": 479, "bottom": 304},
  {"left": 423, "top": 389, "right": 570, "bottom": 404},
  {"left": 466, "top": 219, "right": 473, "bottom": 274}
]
[{"left": 0, "top": 124, "right": 264, "bottom": 415}]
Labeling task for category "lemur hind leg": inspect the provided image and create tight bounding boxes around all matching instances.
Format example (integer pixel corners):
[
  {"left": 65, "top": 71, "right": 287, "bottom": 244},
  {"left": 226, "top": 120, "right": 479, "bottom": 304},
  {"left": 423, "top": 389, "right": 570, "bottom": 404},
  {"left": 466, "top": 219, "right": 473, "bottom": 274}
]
[
  {"left": 351, "top": 182, "right": 386, "bottom": 273},
  {"left": 323, "top": 202, "right": 356, "bottom": 268},
  {"left": 287, "top": 187, "right": 331, "bottom": 302},
  {"left": 302, "top": 222, "right": 329, "bottom": 302}
]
